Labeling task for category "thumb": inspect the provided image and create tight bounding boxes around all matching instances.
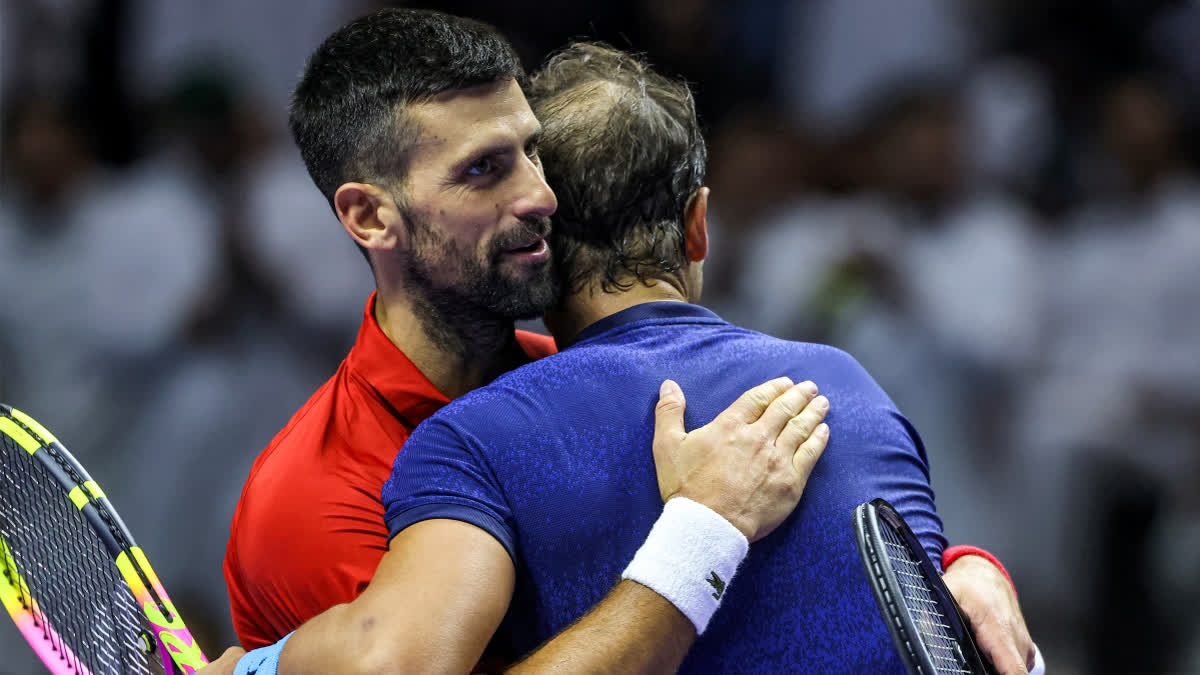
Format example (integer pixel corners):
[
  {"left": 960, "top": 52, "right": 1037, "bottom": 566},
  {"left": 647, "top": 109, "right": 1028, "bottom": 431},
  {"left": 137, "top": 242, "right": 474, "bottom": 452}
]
[{"left": 652, "top": 380, "right": 687, "bottom": 453}]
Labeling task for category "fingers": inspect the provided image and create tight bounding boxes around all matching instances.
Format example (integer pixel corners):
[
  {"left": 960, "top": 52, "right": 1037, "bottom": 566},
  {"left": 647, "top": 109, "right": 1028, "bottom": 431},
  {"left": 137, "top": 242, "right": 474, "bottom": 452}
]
[
  {"left": 975, "top": 625, "right": 1029, "bottom": 675},
  {"left": 651, "top": 380, "right": 689, "bottom": 502},
  {"left": 196, "top": 646, "right": 246, "bottom": 674},
  {"left": 652, "top": 379, "right": 687, "bottom": 446},
  {"left": 944, "top": 556, "right": 1031, "bottom": 675},
  {"left": 791, "top": 423, "right": 829, "bottom": 474},
  {"left": 719, "top": 376, "right": 794, "bottom": 424},
  {"left": 755, "top": 380, "right": 819, "bottom": 437},
  {"left": 1017, "top": 621, "right": 1036, "bottom": 672},
  {"left": 773, "top": 391, "right": 828, "bottom": 453},
  {"left": 1028, "top": 644, "right": 1045, "bottom": 675}
]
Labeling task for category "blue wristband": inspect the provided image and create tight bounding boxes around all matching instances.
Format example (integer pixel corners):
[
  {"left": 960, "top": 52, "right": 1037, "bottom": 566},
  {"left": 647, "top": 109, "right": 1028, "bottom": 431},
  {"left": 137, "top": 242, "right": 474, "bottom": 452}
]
[{"left": 234, "top": 632, "right": 294, "bottom": 675}]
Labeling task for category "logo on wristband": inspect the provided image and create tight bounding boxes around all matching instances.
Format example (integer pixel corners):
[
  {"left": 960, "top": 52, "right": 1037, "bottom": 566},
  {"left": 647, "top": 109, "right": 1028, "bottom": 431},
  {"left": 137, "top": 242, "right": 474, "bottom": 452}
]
[{"left": 706, "top": 571, "right": 726, "bottom": 600}]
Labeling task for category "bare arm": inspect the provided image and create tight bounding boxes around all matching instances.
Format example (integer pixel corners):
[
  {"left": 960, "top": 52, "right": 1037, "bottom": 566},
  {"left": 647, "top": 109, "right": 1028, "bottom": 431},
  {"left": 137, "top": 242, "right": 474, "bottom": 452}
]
[
  {"left": 507, "top": 580, "right": 693, "bottom": 674},
  {"left": 202, "top": 378, "right": 829, "bottom": 675},
  {"left": 278, "top": 519, "right": 513, "bottom": 674}
]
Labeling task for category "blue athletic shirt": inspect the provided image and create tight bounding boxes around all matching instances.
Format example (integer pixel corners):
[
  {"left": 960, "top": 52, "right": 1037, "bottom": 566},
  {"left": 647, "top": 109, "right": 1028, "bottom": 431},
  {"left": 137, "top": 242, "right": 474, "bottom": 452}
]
[{"left": 382, "top": 302, "right": 944, "bottom": 673}]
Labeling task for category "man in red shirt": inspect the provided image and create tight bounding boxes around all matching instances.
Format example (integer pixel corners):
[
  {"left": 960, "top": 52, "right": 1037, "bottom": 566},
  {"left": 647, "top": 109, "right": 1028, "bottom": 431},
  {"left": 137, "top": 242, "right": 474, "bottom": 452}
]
[
  {"left": 216, "top": 7, "right": 1034, "bottom": 674},
  {"left": 223, "top": 292, "right": 555, "bottom": 649}
]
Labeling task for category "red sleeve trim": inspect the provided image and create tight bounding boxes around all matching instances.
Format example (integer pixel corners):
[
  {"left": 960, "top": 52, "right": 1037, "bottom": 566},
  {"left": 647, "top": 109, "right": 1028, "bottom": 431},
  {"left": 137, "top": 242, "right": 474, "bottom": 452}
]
[{"left": 942, "top": 545, "right": 1016, "bottom": 595}]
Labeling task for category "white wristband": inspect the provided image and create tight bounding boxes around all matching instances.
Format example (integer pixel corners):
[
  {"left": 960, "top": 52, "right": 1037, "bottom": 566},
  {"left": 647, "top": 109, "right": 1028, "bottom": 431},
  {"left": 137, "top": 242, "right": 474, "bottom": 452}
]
[{"left": 621, "top": 497, "right": 749, "bottom": 634}]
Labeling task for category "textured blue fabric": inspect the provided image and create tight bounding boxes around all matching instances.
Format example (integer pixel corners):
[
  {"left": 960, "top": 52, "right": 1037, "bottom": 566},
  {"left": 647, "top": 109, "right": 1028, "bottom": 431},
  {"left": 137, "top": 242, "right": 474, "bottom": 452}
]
[
  {"left": 233, "top": 631, "right": 293, "bottom": 675},
  {"left": 382, "top": 302, "right": 945, "bottom": 673}
]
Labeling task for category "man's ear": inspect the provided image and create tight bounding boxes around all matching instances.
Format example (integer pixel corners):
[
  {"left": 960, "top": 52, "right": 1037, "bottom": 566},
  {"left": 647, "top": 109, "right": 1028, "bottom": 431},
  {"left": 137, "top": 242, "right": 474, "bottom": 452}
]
[
  {"left": 334, "top": 182, "right": 404, "bottom": 252},
  {"left": 683, "top": 186, "right": 709, "bottom": 263}
]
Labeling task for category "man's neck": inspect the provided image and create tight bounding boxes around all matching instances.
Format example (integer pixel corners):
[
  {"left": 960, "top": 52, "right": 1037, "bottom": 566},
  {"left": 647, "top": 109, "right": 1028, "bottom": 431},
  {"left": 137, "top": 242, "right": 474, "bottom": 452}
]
[
  {"left": 546, "top": 279, "right": 689, "bottom": 347},
  {"left": 374, "top": 289, "right": 527, "bottom": 400}
]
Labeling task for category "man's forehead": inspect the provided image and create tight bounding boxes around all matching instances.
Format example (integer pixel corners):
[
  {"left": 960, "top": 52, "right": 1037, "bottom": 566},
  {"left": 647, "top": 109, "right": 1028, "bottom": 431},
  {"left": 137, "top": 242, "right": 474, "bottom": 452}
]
[{"left": 406, "top": 79, "right": 539, "bottom": 151}]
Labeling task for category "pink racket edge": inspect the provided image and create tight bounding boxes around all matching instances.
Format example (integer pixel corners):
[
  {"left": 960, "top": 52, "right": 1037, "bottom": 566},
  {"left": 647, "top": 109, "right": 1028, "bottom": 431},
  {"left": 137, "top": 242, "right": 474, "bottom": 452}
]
[
  {"left": 2, "top": 537, "right": 96, "bottom": 675},
  {"left": 0, "top": 404, "right": 209, "bottom": 674}
]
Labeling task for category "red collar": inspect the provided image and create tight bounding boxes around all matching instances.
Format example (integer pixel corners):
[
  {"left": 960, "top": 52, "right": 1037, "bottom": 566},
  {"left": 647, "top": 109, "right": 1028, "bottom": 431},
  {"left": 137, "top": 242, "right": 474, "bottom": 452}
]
[
  {"left": 345, "top": 292, "right": 558, "bottom": 426},
  {"left": 345, "top": 292, "right": 451, "bottom": 427}
]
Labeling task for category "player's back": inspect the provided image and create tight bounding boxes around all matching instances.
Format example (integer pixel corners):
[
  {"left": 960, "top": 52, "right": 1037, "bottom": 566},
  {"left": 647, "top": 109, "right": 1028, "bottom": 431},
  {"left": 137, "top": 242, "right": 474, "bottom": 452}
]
[{"left": 387, "top": 302, "right": 943, "bottom": 672}]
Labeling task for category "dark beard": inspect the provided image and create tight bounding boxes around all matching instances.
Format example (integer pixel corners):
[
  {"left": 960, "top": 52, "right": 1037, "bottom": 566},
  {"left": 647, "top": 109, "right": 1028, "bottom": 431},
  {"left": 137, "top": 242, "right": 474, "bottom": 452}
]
[{"left": 400, "top": 211, "right": 561, "bottom": 355}]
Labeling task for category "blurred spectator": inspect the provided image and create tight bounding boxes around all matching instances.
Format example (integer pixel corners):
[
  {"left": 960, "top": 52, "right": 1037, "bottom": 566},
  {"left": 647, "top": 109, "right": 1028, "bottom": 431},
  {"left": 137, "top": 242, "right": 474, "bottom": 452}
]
[
  {"left": 777, "top": 0, "right": 973, "bottom": 137},
  {"left": 1011, "top": 71, "right": 1200, "bottom": 673},
  {"left": 961, "top": 57, "right": 1056, "bottom": 198},
  {"left": 88, "top": 65, "right": 368, "bottom": 651},
  {"left": 128, "top": 0, "right": 365, "bottom": 112},
  {"left": 0, "top": 92, "right": 223, "bottom": 444},
  {"left": 241, "top": 143, "right": 375, "bottom": 344},
  {"left": 0, "top": 1, "right": 97, "bottom": 97},
  {"left": 701, "top": 104, "right": 815, "bottom": 321}
]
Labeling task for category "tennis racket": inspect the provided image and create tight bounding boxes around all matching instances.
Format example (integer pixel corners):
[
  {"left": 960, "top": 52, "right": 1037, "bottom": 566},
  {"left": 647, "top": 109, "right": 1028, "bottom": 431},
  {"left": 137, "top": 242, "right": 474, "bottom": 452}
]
[
  {"left": 0, "top": 403, "right": 209, "bottom": 674},
  {"left": 854, "top": 498, "right": 994, "bottom": 675}
]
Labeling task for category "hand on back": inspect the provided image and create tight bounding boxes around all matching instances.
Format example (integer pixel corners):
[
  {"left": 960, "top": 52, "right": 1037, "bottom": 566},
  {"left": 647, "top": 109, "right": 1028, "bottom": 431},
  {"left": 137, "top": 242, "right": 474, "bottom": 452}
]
[{"left": 652, "top": 377, "right": 830, "bottom": 541}]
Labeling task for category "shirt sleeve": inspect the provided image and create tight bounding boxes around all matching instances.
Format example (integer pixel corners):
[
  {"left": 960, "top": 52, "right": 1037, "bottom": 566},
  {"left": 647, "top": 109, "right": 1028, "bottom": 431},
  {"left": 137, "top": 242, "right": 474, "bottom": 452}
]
[
  {"left": 224, "top": 439, "right": 393, "bottom": 650},
  {"left": 879, "top": 410, "right": 947, "bottom": 570},
  {"left": 380, "top": 416, "right": 518, "bottom": 564},
  {"left": 818, "top": 346, "right": 947, "bottom": 567}
]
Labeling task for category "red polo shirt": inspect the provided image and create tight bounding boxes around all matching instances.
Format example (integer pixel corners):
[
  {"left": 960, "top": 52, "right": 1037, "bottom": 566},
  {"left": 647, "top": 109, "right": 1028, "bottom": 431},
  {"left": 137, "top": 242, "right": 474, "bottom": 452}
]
[{"left": 223, "top": 293, "right": 556, "bottom": 649}]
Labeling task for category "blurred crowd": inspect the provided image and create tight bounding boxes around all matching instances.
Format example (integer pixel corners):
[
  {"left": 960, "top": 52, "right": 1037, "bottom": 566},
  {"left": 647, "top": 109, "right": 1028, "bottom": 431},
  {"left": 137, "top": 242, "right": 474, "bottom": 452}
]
[{"left": 2, "top": 1, "right": 1198, "bottom": 673}]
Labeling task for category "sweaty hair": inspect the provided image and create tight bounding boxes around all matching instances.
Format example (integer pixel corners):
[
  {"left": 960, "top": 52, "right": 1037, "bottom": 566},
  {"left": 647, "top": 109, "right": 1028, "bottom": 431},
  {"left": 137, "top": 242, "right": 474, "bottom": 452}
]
[
  {"left": 527, "top": 43, "right": 707, "bottom": 294},
  {"left": 290, "top": 8, "right": 524, "bottom": 206}
]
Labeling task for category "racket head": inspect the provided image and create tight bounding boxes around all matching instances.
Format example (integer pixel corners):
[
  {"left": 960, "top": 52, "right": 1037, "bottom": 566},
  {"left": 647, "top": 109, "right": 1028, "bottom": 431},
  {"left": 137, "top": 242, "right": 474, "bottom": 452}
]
[
  {"left": 854, "top": 498, "right": 993, "bottom": 675},
  {"left": 0, "top": 404, "right": 208, "bottom": 674}
]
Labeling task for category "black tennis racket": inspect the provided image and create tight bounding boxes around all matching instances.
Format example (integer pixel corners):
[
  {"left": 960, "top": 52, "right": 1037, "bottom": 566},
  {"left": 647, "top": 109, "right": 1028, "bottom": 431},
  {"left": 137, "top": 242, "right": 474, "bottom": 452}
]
[
  {"left": 854, "top": 498, "right": 994, "bottom": 675},
  {"left": 0, "top": 403, "right": 209, "bottom": 674}
]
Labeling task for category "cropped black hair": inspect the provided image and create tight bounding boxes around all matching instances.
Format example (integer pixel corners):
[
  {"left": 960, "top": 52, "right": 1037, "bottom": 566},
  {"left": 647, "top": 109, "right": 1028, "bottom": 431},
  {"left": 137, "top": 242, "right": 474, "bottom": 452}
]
[{"left": 290, "top": 8, "right": 524, "bottom": 206}]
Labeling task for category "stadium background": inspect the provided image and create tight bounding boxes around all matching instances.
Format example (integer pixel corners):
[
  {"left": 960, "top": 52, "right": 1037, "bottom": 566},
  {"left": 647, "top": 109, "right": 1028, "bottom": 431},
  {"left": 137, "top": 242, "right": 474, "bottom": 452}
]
[{"left": 2, "top": 0, "right": 1198, "bottom": 672}]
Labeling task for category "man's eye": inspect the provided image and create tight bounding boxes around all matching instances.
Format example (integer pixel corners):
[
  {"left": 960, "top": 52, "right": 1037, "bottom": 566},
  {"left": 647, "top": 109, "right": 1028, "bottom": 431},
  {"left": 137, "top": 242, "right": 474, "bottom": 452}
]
[
  {"left": 466, "top": 157, "right": 495, "bottom": 177},
  {"left": 525, "top": 143, "right": 539, "bottom": 160}
]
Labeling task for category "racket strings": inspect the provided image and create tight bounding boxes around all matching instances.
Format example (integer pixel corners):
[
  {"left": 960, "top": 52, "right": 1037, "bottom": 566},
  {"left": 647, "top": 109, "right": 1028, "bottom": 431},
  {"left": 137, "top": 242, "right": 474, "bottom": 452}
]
[
  {"left": 1, "top": 433, "right": 160, "bottom": 674},
  {"left": 29, "top": 423, "right": 173, "bottom": 625},
  {"left": 880, "top": 524, "right": 971, "bottom": 674}
]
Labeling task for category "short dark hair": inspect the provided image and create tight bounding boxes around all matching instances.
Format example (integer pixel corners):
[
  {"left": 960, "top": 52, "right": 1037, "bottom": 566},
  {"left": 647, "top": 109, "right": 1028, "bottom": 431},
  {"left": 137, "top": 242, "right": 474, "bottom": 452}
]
[
  {"left": 290, "top": 8, "right": 524, "bottom": 206},
  {"left": 527, "top": 43, "right": 707, "bottom": 294}
]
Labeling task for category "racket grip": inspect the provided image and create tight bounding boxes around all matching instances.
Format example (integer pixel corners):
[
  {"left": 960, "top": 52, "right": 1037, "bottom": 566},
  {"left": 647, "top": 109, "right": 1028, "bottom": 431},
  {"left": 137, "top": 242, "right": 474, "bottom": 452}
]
[{"left": 1028, "top": 643, "right": 1045, "bottom": 675}]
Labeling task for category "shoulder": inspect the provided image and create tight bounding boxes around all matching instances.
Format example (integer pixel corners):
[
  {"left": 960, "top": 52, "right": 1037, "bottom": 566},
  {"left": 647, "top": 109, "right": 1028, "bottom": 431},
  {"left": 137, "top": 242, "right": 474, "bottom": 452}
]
[
  {"left": 797, "top": 343, "right": 880, "bottom": 385},
  {"left": 242, "top": 362, "right": 410, "bottom": 480},
  {"left": 227, "top": 364, "right": 408, "bottom": 569},
  {"left": 730, "top": 330, "right": 896, "bottom": 407},
  {"left": 403, "top": 357, "right": 575, "bottom": 462},
  {"left": 730, "top": 328, "right": 877, "bottom": 380}
]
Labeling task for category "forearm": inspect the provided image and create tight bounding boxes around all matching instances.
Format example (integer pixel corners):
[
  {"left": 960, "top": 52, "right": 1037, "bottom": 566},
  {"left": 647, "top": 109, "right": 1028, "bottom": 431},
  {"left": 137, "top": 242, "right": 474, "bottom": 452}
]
[
  {"left": 508, "top": 580, "right": 695, "bottom": 675},
  {"left": 510, "top": 497, "right": 748, "bottom": 674},
  {"left": 270, "top": 521, "right": 512, "bottom": 675},
  {"left": 277, "top": 601, "right": 401, "bottom": 675},
  {"left": 205, "top": 604, "right": 378, "bottom": 675},
  {"left": 273, "top": 578, "right": 693, "bottom": 675}
]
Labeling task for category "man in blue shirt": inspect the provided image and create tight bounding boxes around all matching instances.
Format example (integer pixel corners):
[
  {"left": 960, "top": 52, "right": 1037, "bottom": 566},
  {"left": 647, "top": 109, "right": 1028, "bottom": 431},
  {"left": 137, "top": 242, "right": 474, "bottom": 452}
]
[{"left": 380, "top": 43, "right": 1031, "bottom": 672}]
